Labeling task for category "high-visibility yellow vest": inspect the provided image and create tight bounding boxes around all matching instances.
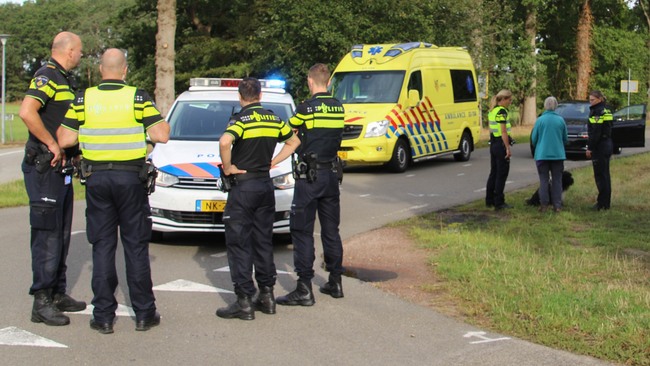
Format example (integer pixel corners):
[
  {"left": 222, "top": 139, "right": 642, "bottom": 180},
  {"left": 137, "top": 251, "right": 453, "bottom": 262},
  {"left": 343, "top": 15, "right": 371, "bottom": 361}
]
[
  {"left": 78, "top": 86, "right": 146, "bottom": 161},
  {"left": 488, "top": 106, "right": 511, "bottom": 137}
]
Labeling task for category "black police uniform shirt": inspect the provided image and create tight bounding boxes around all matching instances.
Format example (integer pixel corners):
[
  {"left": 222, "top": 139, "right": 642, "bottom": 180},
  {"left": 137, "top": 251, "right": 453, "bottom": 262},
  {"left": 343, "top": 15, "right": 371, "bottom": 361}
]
[
  {"left": 24, "top": 59, "right": 79, "bottom": 157},
  {"left": 289, "top": 92, "right": 345, "bottom": 162},
  {"left": 61, "top": 79, "right": 165, "bottom": 164},
  {"left": 224, "top": 103, "right": 293, "bottom": 173},
  {"left": 587, "top": 101, "right": 612, "bottom": 151}
]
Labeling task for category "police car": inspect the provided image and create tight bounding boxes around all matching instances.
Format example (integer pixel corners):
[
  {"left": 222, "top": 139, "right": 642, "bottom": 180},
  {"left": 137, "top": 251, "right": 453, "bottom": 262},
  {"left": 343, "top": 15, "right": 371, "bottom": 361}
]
[{"left": 148, "top": 78, "right": 296, "bottom": 241}]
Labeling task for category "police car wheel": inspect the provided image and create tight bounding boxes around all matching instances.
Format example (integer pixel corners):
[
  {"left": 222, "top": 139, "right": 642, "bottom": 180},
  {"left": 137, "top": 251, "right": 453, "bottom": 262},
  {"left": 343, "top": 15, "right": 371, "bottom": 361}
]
[
  {"left": 387, "top": 139, "right": 409, "bottom": 173},
  {"left": 453, "top": 132, "right": 472, "bottom": 162}
]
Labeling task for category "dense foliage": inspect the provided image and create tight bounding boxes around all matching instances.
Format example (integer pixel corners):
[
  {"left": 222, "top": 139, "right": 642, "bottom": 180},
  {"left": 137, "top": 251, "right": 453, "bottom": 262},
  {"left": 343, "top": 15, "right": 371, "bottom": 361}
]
[{"left": 0, "top": 0, "right": 648, "bottom": 113}]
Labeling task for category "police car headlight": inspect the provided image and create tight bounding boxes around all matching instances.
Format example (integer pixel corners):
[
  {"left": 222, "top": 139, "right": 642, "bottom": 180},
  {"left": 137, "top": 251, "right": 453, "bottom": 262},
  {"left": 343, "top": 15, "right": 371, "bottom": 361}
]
[
  {"left": 272, "top": 172, "right": 295, "bottom": 190},
  {"left": 156, "top": 171, "right": 179, "bottom": 187},
  {"left": 364, "top": 119, "right": 390, "bottom": 138}
]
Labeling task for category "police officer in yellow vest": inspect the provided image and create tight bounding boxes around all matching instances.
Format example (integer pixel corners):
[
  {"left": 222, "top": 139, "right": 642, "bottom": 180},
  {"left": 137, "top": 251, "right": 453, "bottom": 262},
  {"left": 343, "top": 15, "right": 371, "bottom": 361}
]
[
  {"left": 57, "top": 48, "right": 170, "bottom": 334},
  {"left": 485, "top": 89, "right": 513, "bottom": 210},
  {"left": 586, "top": 90, "right": 613, "bottom": 210}
]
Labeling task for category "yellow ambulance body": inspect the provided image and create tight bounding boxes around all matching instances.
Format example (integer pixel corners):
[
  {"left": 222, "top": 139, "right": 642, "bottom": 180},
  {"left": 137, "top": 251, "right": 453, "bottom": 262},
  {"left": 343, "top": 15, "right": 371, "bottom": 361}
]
[{"left": 330, "top": 42, "right": 481, "bottom": 172}]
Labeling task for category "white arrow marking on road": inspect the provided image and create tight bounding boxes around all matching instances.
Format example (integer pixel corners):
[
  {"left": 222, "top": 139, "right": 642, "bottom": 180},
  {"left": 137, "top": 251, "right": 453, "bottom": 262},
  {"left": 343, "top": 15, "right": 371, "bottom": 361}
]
[
  {"left": 213, "top": 266, "right": 292, "bottom": 275},
  {"left": 463, "top": 331, "right": 511, "bottom": 344},
  {"left": 74, "top": 304, "right": 135, "bottom": 317},
  {"left": 0, "top": 327, "right": 67, "bottom": 348},
  {"left": 153, "top": 279, "right": 233, "bottom": 293}
]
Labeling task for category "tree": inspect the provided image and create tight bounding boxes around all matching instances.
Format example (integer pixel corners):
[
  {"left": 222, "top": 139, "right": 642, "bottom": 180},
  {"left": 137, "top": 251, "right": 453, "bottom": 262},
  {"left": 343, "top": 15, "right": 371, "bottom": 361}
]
[
  {"left": 576, "top": 0, "right": 593, "bottom": 100},
  {"left": 155, "top": 0, "right": 177, "bottom": 117}
]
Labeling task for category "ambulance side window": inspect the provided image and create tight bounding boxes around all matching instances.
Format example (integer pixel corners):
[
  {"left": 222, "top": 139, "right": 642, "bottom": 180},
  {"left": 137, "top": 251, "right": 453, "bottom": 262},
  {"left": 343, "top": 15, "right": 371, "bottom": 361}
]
[
  {"left": 407, "top": 71, "right": 423, "bottom": 100},
  {"left": 450, "top": 70, "right": 477, "bottom": 103}
]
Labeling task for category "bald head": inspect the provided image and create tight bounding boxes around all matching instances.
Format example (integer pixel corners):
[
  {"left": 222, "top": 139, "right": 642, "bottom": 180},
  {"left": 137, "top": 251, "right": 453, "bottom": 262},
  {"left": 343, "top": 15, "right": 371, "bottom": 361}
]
[
  {"left": 51, "top": 31, "right": 82, "bottom": 71},
  {"left": 99, "top": 48, "right": 128, "bottom": 80}
]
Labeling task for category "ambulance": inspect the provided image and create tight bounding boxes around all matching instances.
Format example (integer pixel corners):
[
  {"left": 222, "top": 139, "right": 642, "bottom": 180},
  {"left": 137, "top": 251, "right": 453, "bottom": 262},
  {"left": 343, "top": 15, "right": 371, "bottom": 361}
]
[
  {"left": 147, "top": 78, "right": 296, "bottom": 241},
  {"left": 330, "top": 42, "right": 481, "bottom": 172}
]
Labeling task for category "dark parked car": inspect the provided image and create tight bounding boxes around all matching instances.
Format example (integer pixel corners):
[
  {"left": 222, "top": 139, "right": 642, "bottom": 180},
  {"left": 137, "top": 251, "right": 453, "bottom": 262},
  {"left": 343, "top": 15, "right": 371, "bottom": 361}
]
[{"left": 530, "top": 101, "right": 646, "bottom": 157}]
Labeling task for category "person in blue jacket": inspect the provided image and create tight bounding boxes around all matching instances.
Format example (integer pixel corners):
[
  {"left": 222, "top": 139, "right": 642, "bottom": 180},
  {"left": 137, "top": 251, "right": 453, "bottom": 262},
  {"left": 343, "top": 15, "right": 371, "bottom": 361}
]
[{"left": 531, "top": 96, "right": 568, "bottom": 212}]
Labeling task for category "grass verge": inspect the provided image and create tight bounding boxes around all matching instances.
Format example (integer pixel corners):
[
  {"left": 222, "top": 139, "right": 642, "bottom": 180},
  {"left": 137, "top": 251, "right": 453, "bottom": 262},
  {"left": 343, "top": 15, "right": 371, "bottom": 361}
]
[
  {"left": 0, "top": 178, "right": 86, "bottom": 208},
  {"left": 405, "top": 152, "right": 650, "bottom": 365}
]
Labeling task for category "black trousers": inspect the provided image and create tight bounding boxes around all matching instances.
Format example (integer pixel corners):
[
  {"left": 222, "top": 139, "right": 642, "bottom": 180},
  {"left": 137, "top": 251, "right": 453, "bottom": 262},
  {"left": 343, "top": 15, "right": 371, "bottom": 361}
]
[
  {"left": 223, "top": 178, "right": 276, "bottom": 296},
  {"left": 85, "top": 170, "right": 156, "bottom": 323},
  {"left": 290, "top": 168, "right": 344, "bottom": 281},
  {"left": 486, "top": 139, "right": 511, "bottom": 207},
  {"left": 22, "top": 160, "right": 74, "bottom": 295},
  {"left": 592, "top": 138, "right": 612, "bottom": 209}
]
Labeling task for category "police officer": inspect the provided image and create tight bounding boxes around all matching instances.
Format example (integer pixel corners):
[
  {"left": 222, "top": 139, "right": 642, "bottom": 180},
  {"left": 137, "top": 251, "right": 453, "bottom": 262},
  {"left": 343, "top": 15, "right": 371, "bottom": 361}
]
[
  {"left": 19, "top": 31, "right": 86, "bottom": 326},
  {"left": 586, "top": 90, "right": 613, "bottom": 210},
  {"left": 217, "top": 77, "right": 300, "bottom": 320},
  {"left": 485, "top": 89, "right": 514, "bottom": 211},
  {"left": 276, "top": 63, "right": 346, "bottom": 307},
  {"left": 57, "top": 48, "right": 170, "bottom": 334}
]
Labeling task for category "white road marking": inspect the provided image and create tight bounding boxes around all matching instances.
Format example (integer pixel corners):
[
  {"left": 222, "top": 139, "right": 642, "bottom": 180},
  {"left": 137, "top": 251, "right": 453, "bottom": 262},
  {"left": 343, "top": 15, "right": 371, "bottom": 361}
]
[
  {"left": 359, "top": 194, "right": 371, "bottom": 198},
  {"left": 457, "top": 173, "right": 465, "bottom": 176},
  {"left": 0, "top": 150, "right": 22, "bottom": 157},
  {"left": 463, "top": 331, "right": 511, "bottom": 344},
  {"left": 407, "top": 193, "right": 440, "bottom": 197},
  {"left": 210, "top": 252, "right": 228, "bottom": 258},
  {"left": 0, "top": 327, "right": 67, "bottom": 348},
  {"left": 213, "top": 266, "right": 291, "bottom": 275},
  {"left": 153, "top": 279, "right": 233, "bottom": 293},
  {"left": 71, "top": 231, "right": 85, "bottom": 236},
  {"left": 74, "top": 304, "right": 135, "bottom": 317}
]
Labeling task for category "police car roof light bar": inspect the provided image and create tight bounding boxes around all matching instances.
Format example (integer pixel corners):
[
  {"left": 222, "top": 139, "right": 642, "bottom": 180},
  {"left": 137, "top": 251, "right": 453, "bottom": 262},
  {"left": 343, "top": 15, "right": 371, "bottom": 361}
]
[{"left": 189, "top": 78, "right": 286, "bottom": 93}]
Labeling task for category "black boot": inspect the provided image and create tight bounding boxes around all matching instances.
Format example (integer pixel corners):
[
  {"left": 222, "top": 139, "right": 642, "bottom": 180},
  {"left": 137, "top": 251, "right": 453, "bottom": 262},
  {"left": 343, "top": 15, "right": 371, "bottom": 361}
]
[
  {"left": 216, "top": 293, "right": 255, "bottom": 320},
  {"left": 53, "top": 292, "right": 87, "bottom": 312},
  {"left": 320, "top": 275, "right": 344, "bottom": 298},
  {"left": 254, "top": 286, "right": 276, "bottom": 314},
  {"left": 31, "top": 289, "right": 70, "bottom": 326},
  {"left": 276, "top": 280, "right": 315, "bottom": 306}
]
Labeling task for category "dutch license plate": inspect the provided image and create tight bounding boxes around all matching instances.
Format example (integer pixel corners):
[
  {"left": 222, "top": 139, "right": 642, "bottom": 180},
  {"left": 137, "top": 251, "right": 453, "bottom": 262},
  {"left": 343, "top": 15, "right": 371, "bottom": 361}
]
[
  {"left": 337, "top": 151, "right": 347, "bottom": 160},
  {"left": 197, "top": 200, "right": 226, "bottom": 212}
]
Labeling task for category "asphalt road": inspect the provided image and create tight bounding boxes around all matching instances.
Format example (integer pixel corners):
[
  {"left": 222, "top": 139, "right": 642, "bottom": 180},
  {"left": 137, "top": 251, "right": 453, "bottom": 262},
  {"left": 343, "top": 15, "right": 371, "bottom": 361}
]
[{"left": 3, "top": 136, "right": 647, "bottom": 365}]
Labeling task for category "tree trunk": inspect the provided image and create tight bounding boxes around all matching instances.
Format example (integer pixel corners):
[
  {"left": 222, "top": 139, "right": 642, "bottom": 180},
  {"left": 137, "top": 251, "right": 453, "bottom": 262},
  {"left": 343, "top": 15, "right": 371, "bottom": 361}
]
[
  {"left": 521, "top": 4, "right": 537, "bottom": 125},
  {"left": 155, "top": 0, "right": 177, "bottom": 118},
  {"left": 575, "top": 0, "right": 593, "bottom": 100}
]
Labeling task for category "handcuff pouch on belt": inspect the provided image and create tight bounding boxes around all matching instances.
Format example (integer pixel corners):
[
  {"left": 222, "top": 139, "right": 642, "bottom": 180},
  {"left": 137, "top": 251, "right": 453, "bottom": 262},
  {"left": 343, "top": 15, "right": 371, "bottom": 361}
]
[{"left": 292, "top": 152, "right": 318, "bottom": 183}]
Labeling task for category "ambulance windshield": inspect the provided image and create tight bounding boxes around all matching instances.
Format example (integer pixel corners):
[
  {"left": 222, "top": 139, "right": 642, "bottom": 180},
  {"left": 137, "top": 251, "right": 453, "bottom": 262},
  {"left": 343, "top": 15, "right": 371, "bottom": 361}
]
[{"left": 330, "top": 71, "right": 405, "bottom": 104}]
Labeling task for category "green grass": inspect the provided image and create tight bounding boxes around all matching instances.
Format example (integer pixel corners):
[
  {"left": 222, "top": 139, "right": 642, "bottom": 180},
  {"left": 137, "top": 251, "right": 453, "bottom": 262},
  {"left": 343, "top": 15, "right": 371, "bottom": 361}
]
[
  {"left": 1, "top": 102, "right": 28, "bottom": 144},
  {"left": 0, "top": 178, "right": 86, "bottom": 208},
  {"left": 406, "top": 152, "right": 650, "bottom": 365}
]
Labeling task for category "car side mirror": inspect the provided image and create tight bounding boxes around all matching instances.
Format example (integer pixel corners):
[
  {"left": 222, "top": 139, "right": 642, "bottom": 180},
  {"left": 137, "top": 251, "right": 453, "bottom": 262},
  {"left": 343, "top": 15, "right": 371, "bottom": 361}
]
[{"left": 407, "top": 89, "right": 420, "bottom": 108}]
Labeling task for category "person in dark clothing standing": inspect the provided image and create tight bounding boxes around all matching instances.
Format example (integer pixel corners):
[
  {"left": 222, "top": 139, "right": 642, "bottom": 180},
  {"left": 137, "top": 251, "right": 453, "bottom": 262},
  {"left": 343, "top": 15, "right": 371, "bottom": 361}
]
[
  {"left": 485, "top": 89, "right": 513, "bottom": 211},
  {"left": 276, "top": 63, "right": 346, "bottom": 307},
  {"left": 19, "top": 31, "right": 86, "bottom": 326},
  {"left": 58, "top": 48, "right": 170, "bottom": 334},
  {"left": 586, "top": 90, "right": 613, "bottom": 210},
  {"left": 217, "top": 77, "right": 300, "bottom": 320}
]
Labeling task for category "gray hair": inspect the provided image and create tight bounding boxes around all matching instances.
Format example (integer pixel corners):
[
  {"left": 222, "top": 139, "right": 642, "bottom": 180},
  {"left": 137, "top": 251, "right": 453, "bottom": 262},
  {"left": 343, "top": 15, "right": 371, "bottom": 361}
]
[{"left": 544, "top": 96, "right": 558, "bottom": 111}]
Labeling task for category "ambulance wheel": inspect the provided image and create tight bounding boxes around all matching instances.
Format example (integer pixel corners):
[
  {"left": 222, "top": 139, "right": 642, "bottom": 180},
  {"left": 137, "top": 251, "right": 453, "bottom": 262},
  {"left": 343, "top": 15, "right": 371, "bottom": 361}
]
[
  {"left": 453, "top": 132, "right": 472, "bottom": 162},
  {"left": 150, "top": 230, "right": 164, "bottom": 243},
  {"left": 387, "top": 138, "right": 410, "bottom": 173}
]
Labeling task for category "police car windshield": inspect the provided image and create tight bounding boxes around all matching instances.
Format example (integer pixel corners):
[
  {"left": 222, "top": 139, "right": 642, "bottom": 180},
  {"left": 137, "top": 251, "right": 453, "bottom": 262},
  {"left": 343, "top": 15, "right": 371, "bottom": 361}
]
[
  {"left": 168, "top": 101, "right": 294, "bottom": 141},
  {"left": 330, "top": 71, "right": 405, "bottom": 104}
]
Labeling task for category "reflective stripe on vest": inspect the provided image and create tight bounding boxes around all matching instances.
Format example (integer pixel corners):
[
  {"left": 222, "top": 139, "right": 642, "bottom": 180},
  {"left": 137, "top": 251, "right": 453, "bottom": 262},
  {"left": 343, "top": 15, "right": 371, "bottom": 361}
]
[
  {"left": 589, "top": 109, "right": 613, "bottom": 124},
  {"left": 488, "top": 106, "right": 511, "bottom": 137},
  {"left": 79, "top": 86, "right": 146, "bottom": 161}
]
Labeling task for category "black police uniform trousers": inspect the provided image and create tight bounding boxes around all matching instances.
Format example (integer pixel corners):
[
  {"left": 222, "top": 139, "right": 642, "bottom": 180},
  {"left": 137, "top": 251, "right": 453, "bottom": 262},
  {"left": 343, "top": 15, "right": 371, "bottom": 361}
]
[
  {"left": 22, "top": 161, "right": 74, "bottom": 295},
  {"left": 591, "top": 138, "right": 613, "bottom": 209},
  {"left": 290, "top": 168, "right": 344, "bottom": 281},
  {"left": 486, "top": 138, "right": 511, "bottom": 207},
  {"left": 223, "top": 178, "right": 276, "bottom": 297},
  {"left": 85, "top": 170, "right": 156, "bottom": 324}
]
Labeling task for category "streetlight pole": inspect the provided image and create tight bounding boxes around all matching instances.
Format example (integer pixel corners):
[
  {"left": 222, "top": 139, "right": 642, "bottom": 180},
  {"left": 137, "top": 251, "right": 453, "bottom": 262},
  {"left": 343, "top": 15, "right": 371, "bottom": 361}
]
[{"left": 1, "top": 34, "right": 9, "bottom": 145}]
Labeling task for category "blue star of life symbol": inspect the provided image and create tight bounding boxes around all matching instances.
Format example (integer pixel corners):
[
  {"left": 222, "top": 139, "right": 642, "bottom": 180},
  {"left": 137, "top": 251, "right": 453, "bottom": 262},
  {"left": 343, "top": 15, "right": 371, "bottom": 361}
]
[{"left": 368, "top": 46, "right": 383, "bottom": 56}]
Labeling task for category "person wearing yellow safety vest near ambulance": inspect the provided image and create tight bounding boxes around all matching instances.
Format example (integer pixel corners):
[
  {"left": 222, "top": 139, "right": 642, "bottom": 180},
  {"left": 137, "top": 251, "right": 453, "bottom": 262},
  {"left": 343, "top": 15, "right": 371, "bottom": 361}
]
[
  {"left": 586, "top": 90, "right": 613, "bottom": 211},
  {"left": 485, "top": 89, "right": 514, "bottom": 211},
  {"left": 57, "top": 48, "right": 170, "bottom": 334}
]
